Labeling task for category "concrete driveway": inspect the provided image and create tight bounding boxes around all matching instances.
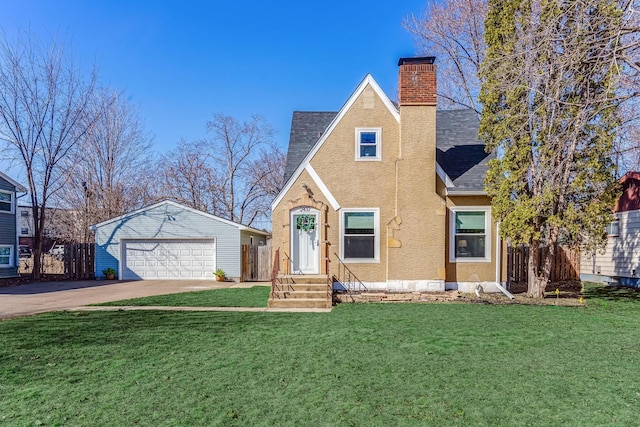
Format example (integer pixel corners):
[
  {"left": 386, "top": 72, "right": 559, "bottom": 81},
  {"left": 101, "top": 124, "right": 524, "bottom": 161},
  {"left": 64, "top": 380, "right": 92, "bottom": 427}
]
[{"left": 0, "top": 280, "right": 269, "bottom": 320}]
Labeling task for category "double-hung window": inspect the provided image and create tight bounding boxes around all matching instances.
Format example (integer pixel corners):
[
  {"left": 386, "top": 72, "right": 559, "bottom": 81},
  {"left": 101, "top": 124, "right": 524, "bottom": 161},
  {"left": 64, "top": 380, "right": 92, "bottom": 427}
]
[
  {"left": 341, "top": 209, "right": 379, "bottom": 262},
  {"left": 449, "top": 207, "right": 491, "bottom": 262},
  {"left": 606, "top": 219, "right": 620, "bottom": 237},
  {"left": 355, "top": 128, "right": 381, "bottom": 161},
  {"left": 0, "top": 246, "right": 12, "bottom": 267},
  {"left": 0, "top": 191, "right": 12, "bottom": 213}
]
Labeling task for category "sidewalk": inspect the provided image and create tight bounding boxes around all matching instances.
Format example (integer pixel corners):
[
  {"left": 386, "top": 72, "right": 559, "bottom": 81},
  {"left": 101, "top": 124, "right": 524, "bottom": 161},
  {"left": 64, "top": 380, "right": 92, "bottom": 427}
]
[
  {"left": 0, "top": 279, "right": 273, "bottom": 320},
  {"left": 68, "top": 306, "right": 332, "bottom": 313}
]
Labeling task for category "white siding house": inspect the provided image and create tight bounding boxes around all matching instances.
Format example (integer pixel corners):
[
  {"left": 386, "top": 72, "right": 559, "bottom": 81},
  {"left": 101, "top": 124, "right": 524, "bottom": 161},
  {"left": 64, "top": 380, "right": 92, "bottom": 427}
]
[
  {"left": 91, "top": 200, "right": 269, "bottom": 281},
  {"left": 581, "top": 172, "right": 640, "bottom": 287}
]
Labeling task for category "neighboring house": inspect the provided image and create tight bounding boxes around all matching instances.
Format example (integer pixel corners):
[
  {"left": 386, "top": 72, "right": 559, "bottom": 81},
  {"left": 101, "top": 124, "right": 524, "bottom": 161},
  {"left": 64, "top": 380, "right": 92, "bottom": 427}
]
[
  {"left": 271, "top": 57, "right": 507, "bottom": 305},
  {"left": 0, "top": 172, "right": 27, "bottom": 278},
  {"left": 17, "top": 205, "right": 82, "bottom": 248},
  {"left": 91, "top": 200, "right": 269, "bottom": 281},
  {"left": 581, "top": 171, "right": 640, "bottom": 287}
]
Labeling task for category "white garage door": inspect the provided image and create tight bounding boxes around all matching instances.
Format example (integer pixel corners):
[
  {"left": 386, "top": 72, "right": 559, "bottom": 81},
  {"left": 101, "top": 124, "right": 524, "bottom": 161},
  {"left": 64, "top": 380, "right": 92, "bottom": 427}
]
[{"left": 122, "top": 239, "right": 216, "bottom": 280}]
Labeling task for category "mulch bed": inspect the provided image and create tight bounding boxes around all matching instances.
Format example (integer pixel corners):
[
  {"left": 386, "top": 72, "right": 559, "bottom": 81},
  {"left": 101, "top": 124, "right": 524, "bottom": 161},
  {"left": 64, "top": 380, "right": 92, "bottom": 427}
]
[{"left": 336, "top": 281, "right": 586, "bottom": 307}]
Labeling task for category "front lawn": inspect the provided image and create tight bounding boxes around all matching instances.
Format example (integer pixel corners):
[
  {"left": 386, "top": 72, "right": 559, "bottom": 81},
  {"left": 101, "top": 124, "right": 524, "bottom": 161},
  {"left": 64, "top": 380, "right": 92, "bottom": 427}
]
[
  {"left": 93, "top": 286, "right": 270, "bottom": 307},
  {"left": 1, "top": 283, "right": 639, "bottom": 425}
]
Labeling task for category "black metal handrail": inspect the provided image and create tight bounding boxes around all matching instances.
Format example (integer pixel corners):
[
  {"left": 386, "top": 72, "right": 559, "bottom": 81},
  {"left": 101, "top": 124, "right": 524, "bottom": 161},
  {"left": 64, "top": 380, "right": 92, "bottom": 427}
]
[
  {"left": 333, "top": 253, "right": 367, "bottom": 292},
  {"left": 325, "top": 254, "right": 332, "bottom": 301},
  {"left": 271, "top": 249, "right": 295, "bottom": 299}
]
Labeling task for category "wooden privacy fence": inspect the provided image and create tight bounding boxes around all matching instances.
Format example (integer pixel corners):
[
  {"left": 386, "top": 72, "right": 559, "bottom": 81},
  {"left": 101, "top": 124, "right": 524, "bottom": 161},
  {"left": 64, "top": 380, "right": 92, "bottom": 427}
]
[
  {"left": 241, "top": 244, "right": 271, "bottom": 281},
  {"left": 507, "top": 245, "right": 580, "bottom": 284},
  {"left": 63, "top": 243, "right": 95, "bottom": 280}
]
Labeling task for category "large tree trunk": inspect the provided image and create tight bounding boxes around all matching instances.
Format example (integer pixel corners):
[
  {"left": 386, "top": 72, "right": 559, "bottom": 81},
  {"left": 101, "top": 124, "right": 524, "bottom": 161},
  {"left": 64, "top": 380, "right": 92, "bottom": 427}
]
[
  {"left": 527, "top": 239, "right": 558, "bottom": 298},
  {"left": 527, "top": 240, "right": 548, "bottom": 298}
]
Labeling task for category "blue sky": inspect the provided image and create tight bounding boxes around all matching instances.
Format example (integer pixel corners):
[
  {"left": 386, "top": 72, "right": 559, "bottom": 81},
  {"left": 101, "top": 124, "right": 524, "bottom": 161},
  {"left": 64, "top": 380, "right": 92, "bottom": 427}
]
[{"left": 1, "top": 0, "right": 428, "bottom": 178}]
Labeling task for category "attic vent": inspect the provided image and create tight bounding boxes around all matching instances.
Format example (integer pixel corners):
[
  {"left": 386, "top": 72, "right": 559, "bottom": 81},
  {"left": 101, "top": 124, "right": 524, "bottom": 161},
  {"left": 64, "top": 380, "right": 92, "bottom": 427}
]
[{"left": 317, "top": 131, "right": 323, "bottom": 138}]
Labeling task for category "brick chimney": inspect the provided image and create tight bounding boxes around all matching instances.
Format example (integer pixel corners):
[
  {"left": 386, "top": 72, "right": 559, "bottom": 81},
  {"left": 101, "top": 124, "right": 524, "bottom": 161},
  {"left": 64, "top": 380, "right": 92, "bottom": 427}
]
[
  {"left": 392, "top": 56, "right": 444, "bottom": 284},
  {"left": 398, "top": 57, "right": 436, "bottom": 106}
]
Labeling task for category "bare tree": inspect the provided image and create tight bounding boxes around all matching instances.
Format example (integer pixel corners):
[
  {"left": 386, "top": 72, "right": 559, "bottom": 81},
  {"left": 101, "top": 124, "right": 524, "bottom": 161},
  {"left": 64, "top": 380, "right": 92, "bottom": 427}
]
[
  {"left": 404, "top": 0, "right": 487, "bottom": 112},
  {"left": 158, "top": 139, "right": 219, "bottom": 213},
  {"left": 241, "top": 146, "right": 286, "bottom": 229},
  {"left": 53, "top": 89, "right": 154, "bottom": 242},
  {"left": 0, "top": 31, "right": 97, "bottom": 278},
  {"left": 205, "top": 113, "right": 276, "bottom": 226},
  {"left": 405, "top": 0, "right": 640, "bottom": 172},
  {"left": 158, "top": 114, "right": 282, "bottom": 227}
]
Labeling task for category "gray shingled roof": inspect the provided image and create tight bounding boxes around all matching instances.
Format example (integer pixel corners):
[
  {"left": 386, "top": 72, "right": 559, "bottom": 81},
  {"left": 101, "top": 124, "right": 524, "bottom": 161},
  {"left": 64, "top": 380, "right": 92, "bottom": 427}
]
[
  {"left": 283, "top": 109, "right": 492, "bottom": 191},
  {"left": 283, "top": 112, "right": 337, "bottom": 183},
  {"left": 435, "top": 110, "right": 493, "bottom": 191}
]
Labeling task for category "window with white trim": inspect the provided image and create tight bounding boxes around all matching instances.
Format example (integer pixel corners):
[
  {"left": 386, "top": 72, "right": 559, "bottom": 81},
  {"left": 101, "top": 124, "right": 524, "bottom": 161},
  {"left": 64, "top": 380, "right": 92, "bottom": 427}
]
[
  {"left": 21, "top": 227, "right": 29, "bottom": 235},
  {"left": 341, "top": 208, "right": 379, "bottom": 262},
  {"left": 355, "top": 128, "right": 381, "bottom": 161},
  {"left": 0, "top": 245, "right": 13, "bottom": 267},
  {"left": 606, "top": 220, "right": 619, "bottom": 237},
  {"left": 0, "top": 191, "right": 12, "bottom": 213},
  {"left": 449, "top": 207, "right": 491, "bottom": 262}
]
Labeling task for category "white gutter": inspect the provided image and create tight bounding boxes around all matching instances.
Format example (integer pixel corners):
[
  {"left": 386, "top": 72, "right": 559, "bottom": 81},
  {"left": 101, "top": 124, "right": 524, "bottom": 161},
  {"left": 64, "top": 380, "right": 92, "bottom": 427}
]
[
  {"left": 446, "top": 189, "right": 489, "bottom": 196},
  {"left": 494, "top": 221, "right": 514, "bottom": 299}
]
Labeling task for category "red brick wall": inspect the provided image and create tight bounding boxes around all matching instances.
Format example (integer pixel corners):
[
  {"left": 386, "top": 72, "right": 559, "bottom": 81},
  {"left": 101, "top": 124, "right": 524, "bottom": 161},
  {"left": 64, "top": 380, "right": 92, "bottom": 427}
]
[{"left": 398, "top": 63, "right": 437, "bottom": 106}]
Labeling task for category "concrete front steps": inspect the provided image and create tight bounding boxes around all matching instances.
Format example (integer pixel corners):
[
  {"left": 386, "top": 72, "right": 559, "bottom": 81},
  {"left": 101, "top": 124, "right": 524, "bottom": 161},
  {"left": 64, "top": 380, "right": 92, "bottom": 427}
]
[{"left": 268, "top": 274, "right": 332, "bottom": 309}]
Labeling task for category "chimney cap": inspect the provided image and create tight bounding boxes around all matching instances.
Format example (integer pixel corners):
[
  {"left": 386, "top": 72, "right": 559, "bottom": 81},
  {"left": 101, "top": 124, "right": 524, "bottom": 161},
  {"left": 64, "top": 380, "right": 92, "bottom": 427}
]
[{"left": 398, "top": 56, "right": 435, "bottom": 66}]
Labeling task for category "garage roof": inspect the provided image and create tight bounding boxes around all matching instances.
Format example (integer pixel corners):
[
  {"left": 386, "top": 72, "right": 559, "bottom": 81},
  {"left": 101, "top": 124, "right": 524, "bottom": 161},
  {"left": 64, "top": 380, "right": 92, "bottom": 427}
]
[{"left": 90, "top": 200, "right": 270, "bottom": 236}]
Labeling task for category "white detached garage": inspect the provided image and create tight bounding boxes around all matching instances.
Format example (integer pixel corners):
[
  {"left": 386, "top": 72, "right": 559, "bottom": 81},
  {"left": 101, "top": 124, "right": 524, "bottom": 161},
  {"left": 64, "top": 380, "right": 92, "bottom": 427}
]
[{"left": 91, "top": 201, "right": 269, "bottom": 281}]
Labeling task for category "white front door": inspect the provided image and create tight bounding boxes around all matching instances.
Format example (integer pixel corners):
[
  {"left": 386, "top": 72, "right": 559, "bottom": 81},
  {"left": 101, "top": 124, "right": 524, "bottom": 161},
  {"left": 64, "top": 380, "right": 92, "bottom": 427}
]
[{"left": 291, "top": 210, "right": 319, "bottom": 274}]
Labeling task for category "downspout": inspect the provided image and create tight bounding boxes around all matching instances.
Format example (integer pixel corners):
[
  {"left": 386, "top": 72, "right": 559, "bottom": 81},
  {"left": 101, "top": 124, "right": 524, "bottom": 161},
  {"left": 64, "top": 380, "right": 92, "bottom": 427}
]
[{"left": 495, "top": 221, "right": 514, "bottom": 299}]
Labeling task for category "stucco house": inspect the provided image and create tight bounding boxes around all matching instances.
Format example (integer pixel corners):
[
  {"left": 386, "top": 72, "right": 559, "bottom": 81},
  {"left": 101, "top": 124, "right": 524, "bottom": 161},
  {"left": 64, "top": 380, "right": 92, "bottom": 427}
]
[
  {"left": 91, "top": 200, "right": 269, "bottom": 281},
  {"left": 0, "top": 172, "right": 27, "bottom": 278},
  {"left": 270, "top": 57, "right": 508, "bottom": 308},
  {"left": 581, "top": 171, "right": 640, "bottom": 287}
]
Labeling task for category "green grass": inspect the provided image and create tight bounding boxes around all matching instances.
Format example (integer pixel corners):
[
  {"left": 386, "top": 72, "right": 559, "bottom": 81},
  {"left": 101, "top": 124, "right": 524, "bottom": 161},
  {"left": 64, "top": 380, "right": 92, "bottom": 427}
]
[
  {"left": 1, "top": 283, "right": 640, "bottom": 425},
  {"left": 93, "top": 286, "right": 270, "bottom": 307}
]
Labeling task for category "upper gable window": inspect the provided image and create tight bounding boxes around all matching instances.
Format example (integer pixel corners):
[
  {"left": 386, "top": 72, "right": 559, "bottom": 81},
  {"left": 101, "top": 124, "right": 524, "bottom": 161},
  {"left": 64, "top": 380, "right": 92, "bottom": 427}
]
[
  {"left": 0, "top": 191, "right": 13, "bottom": 214},
  {"left": 355, "top": 128, "right": 381, "bottom": 161}
]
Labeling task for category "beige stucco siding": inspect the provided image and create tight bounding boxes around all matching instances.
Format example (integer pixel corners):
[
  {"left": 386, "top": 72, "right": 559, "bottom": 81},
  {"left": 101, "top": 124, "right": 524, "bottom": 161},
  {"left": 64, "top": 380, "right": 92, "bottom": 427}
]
[
  {"left": 273, "top": 81, "right": 500, "bottom": 288},
  {"left": 391, "top": 105, "right": 446, "bottom": 281},
  {"left": 306, "top": 85, "right": 398, "bottom": 281}
]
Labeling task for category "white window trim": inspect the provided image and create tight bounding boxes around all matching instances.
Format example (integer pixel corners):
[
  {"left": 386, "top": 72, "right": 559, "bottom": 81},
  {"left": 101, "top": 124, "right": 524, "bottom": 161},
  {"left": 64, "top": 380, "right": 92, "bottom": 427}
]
[
  {"left": 449, "top": 206, "right": 492, "bottom": 263},
  {"left": 355, "top": 128, "right": 382, "bottom": 161},
  {"left": 0, "top": 190, "right": 14, "bottom": 215},
  {"left": 607, "top": 219, "right": 620, "bottom": 237},
  {"left": 0, "top": 245, "right": 14, "bottom": 268},
  {"left": 340, "top": 208, "right": 380, "bottom": 263}
]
